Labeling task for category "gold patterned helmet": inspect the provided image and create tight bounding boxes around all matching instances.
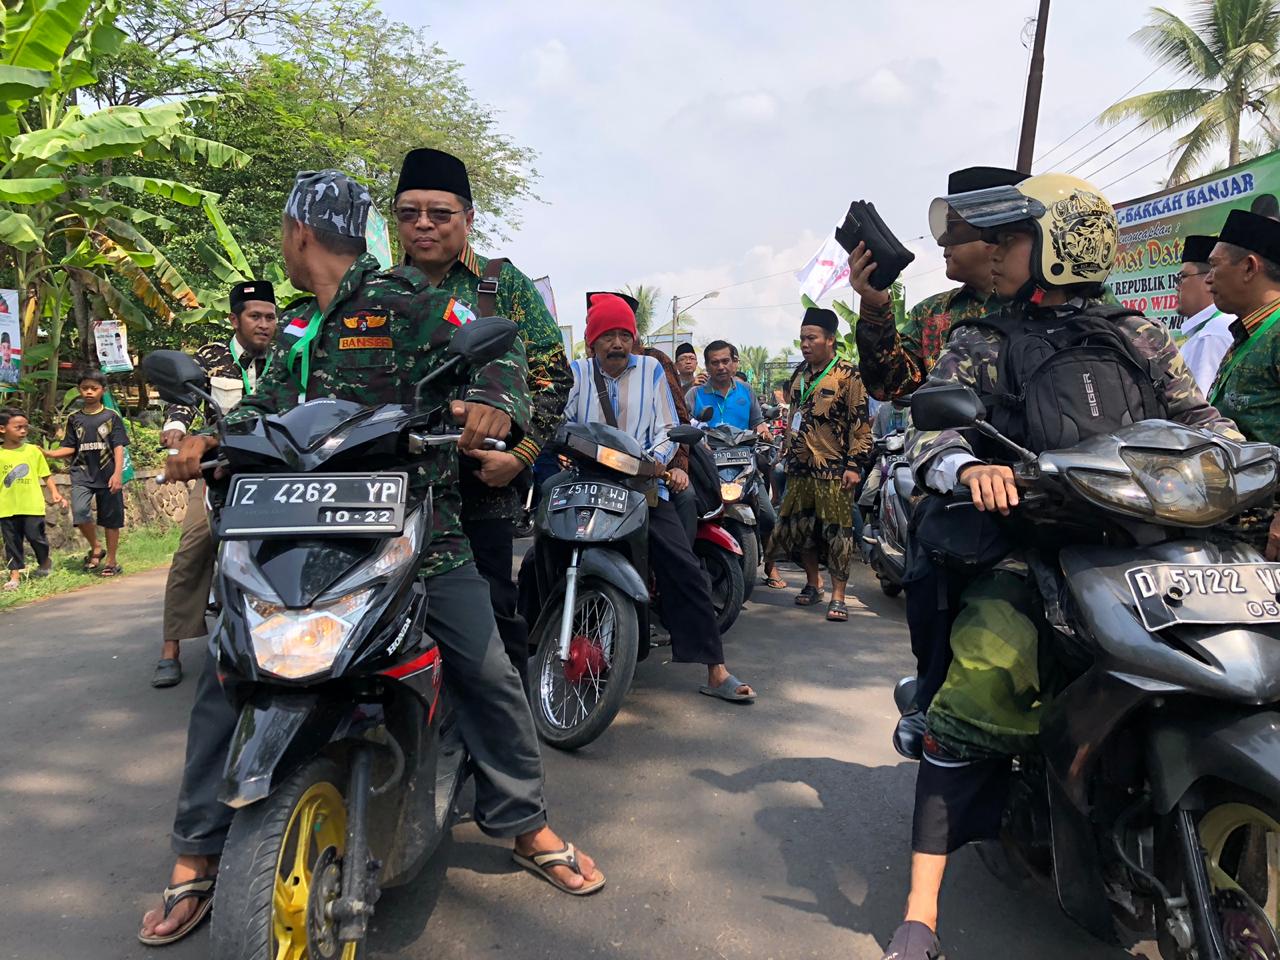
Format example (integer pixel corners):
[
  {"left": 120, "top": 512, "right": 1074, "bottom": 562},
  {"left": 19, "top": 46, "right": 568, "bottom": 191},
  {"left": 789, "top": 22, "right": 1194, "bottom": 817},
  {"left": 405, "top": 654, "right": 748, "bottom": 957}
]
[{"left": 929, "top": 172, "right": 1117, "bottom": 290}]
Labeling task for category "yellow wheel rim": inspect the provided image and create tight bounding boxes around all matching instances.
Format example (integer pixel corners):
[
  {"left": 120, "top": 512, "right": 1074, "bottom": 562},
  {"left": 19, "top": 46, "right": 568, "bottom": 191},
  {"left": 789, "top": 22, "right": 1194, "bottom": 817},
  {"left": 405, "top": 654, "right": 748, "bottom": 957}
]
[
  {"left": 271, "top": 781, "right": 358, "bottom": 960},
  {"left": 1198, "top": 802, "right": 1280, "bottom": 932}
]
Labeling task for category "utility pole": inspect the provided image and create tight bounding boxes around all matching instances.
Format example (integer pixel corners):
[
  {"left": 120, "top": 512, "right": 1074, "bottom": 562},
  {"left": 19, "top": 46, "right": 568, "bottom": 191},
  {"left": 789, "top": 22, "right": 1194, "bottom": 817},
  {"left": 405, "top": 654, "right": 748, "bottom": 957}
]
[{"left": 1016, "top": 0, "right": 1051, "bottom": 174}]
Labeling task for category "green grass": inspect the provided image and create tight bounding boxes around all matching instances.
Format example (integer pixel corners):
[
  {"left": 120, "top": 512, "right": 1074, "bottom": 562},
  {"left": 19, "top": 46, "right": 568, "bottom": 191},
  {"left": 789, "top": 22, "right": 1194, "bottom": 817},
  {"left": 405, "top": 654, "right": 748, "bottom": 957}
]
[{"left": 0, "top": 524, "right": 180, "bottom": 611}]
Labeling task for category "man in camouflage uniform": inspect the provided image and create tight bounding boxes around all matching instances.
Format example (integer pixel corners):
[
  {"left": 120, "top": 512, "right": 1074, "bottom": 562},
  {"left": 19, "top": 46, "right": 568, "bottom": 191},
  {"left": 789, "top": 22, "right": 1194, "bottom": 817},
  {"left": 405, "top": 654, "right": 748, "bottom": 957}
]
[
  {"left": 141, "top": 171, "right": 601, "bottom": 949},
  {"left": 152, "top": 280, "right": 277, "bottom": 689},
  {"left": 874, "top": 172, "right": 1238, "bottom": 960},
  {"left": 767, "top": 307, "right": 871, "bottom": 622},
  {"left": 854, "top": 167, "right": 1025, "bottom": 401},
  {"left": 1204, "top": 209, "right": 1280, "bottom": 559},
  {"left": 392, "top": 148, "right": 572, "bottom": 684}
]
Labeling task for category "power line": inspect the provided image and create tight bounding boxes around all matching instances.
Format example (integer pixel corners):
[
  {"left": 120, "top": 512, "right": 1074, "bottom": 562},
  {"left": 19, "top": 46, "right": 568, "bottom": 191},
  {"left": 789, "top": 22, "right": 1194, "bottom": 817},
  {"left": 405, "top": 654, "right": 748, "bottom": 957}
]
[
  {"left": 1033, "top": 65, "right": 1161, "bottom": 166},
  {"left": 1066, "top": 117, "right": 1158, "bottom": 176},
  {"left": 1101, "top": 146, "right": 1178, "bottom": 192}
]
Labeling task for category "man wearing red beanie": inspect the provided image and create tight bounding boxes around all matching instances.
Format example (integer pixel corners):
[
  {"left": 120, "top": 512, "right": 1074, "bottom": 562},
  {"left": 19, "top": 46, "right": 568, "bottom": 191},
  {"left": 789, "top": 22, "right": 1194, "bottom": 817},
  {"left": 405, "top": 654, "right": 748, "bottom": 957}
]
[{"left": 561, "top": 294, "right": 756, "bottom": 702}]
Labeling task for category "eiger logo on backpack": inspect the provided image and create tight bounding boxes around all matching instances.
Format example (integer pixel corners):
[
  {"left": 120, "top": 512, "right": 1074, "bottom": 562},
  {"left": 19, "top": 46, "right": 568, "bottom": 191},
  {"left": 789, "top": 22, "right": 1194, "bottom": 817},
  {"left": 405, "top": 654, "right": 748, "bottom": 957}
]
[{"left": 1082, "top": 372, "right": 1100, "bottom": 417}]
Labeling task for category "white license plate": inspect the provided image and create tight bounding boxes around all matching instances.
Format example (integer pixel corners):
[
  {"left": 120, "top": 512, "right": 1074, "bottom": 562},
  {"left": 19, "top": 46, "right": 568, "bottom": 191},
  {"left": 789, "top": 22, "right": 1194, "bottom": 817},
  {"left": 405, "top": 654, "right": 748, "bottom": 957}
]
[
  {"left": 222, "top": 473, "right": 407, "bottom": 536},
  {"left": 1126, "top": 562, "right": 1280, "bottom": 631}
]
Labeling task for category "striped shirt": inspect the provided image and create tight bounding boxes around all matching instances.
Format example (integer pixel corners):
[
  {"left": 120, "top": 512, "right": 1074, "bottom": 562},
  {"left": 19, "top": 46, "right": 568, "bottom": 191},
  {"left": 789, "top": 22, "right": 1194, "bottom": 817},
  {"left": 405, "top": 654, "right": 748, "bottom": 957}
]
[{"left": 566, "top": 354, "right": 680, "bottom": 469}]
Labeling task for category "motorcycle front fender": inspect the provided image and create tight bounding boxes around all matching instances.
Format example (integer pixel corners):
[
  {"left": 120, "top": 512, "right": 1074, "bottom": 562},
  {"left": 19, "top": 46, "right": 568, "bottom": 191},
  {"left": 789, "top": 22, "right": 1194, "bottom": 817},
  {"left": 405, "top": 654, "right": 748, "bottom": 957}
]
[
  {"left": 1149, "top": 707, "right": 1280, "bottom": 814},
  {"left": 723, "top": 503, "right": 756, "bottom": 525},
  {"left": 219, "top": 694, "right": 349, "bottom": 808},
  {"left": 697, "top": 522, "right": 743, "bottom": 556}
]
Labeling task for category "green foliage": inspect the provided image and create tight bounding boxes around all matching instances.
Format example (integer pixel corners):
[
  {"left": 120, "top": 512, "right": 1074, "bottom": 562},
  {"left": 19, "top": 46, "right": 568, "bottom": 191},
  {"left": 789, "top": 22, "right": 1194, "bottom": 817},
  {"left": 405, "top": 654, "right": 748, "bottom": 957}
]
[
  {"left": 622, "top": 283, "right": 662, "bottom": 338},
  {"left": 738, "top": 345, "right": 770, "bottom": 386},
  {"left": 1102, "top": 0, "right": 1280, "bottom": 184}
]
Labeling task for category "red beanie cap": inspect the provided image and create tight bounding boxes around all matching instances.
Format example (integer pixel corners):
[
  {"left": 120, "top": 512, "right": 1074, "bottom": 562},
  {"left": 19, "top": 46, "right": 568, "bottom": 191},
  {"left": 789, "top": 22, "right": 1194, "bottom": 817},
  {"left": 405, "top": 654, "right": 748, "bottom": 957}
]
[{"left": 585, "top": 293, "right": 638, "bottom": 346}]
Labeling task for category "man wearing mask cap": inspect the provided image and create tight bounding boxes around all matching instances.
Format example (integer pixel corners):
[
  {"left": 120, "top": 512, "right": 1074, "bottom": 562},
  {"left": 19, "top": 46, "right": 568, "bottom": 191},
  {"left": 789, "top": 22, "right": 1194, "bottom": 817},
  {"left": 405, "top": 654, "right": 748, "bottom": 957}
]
[
  {"left": 854, "top": 166, "right": 1026, "bottom": 401},
  {"left": 392, "top": 147, "right": 572, "bottom": 685},
  {"left": 767, "top": 307, "right": 871, "bottom": 622},
  {"left": 1176, "top": 234, "right": 1235, "bottom": 393},
  {"left": 144, "top": 171, "right": 601, "bottom": 948},
  {"left": 151, "top": 279, "right": 277, "bottom": 689},
  {"left": 561, "top": 293, "right": 755, "bottom": 701},
  {"left": 1205, "top": 209, "right": 1280, "bottom": 558}
]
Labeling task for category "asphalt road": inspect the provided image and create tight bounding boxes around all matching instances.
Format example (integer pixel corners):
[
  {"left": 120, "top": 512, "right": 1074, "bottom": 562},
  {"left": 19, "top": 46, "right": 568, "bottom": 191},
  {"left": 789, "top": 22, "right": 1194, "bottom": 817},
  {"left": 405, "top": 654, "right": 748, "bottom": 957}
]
[{"left": 0, "top": 558, "right": 1149, "bottom": 959}]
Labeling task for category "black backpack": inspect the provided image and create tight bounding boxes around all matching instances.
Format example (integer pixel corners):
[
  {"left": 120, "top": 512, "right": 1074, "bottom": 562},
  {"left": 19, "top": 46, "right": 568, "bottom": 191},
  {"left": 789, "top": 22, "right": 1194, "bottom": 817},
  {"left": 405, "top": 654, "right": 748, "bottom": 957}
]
[{"left": 956, "top": 302, "right": 1168, "bottom": 453}]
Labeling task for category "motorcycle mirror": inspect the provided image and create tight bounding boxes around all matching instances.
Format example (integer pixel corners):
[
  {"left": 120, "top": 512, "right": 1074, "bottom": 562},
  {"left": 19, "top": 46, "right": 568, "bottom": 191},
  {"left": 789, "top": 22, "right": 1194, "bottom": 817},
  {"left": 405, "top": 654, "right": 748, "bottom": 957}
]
[
  {"left": 761, "top": 404, "right": 780, "bottom": 418},
  {"left": 697, "top": 406, "right": 713, "bottom": 422},
  {"left": 448, "top": 316, "right": 519, "bottom": 366},
  {"left": 142, "top": 350, "right": 214, "bottom": 408},
  {"left": 668, "top": 425, "right": 704, "bottom": 446},
  {"left": 910, "top": 383, "right": 985, "bottom": 432}
]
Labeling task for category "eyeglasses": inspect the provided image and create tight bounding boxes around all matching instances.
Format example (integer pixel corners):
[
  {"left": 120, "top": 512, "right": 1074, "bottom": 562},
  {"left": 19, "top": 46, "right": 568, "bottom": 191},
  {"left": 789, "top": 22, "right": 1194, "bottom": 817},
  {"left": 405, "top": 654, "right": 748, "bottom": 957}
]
[
  {"left": 1174, "top": 271, "right": 1207, "bottom": 286},
  {"left": 393, "top": 205, "right": 466, "bottom": 225}
]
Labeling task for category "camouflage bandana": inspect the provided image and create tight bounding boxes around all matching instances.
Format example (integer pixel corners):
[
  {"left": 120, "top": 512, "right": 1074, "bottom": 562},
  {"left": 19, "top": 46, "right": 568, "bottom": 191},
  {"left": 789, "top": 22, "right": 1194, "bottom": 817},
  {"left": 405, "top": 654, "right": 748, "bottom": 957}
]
[{"left": 284, "top": 170, "right": 371, "bottom": 238}]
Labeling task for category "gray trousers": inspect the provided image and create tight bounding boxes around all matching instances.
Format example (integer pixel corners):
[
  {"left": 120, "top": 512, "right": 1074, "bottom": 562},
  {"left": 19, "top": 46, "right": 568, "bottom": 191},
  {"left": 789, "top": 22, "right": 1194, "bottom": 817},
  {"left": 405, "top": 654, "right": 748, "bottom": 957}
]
[
  {"left": 162, "top": 481, "right": 215, "bottom": 644},
  {"left": 171, "top": 562, "right": 547, "bottom": 855}
]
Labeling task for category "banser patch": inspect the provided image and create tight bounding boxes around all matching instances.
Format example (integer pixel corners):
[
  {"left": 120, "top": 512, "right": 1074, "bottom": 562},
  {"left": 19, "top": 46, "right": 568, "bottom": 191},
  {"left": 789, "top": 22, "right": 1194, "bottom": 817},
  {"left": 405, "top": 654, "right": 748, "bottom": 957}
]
[
  {"left": 444, "top": 298, "right": 476, "bottom": 327},
  {"left": 339, "top": 336, "right": 393, "bottom": 350}
]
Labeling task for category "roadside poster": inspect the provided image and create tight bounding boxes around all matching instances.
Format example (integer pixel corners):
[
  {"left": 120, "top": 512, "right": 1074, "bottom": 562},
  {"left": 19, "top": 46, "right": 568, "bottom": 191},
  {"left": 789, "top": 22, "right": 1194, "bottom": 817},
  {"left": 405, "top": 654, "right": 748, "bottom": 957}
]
[
  {"left": 365, "top": 206, "right": 392, "bottom": 269},
  {"left": 0, "top": 289, "right": 18, "bottom": 388},
  {"left": 94, "top": 319, "right": 134, "bottom": 373},
  {"left": 1110, "top": 151, "right": 1280, "bottom": 329}
]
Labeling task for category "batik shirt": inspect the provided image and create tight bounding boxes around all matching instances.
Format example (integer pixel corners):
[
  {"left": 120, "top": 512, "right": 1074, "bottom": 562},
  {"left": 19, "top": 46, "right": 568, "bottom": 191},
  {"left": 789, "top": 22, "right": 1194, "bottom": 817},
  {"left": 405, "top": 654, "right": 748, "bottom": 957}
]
[
  {"left": 430, "top": 241, "right": 572, "bottom": 520},
  {"left": 1210, "top": 297, "right": 1280, "bottom": 444},
  {"left": 223, "top": 253, "right": 531, "bottom": 578},
  {"left": 856, "top": 285, "right": 993, "bottom": 402},
  {"left": 781, "top": 358, "right": 871, "bottom": 480},
  {"left": 163, "top": 338, "right": 269, "bottom": 431}
]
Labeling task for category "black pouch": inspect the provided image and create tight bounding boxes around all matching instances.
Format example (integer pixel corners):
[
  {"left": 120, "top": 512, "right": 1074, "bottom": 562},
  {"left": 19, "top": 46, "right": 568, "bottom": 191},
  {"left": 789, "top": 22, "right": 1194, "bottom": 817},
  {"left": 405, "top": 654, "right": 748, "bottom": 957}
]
[
  {"left": 909, "top": 494, "right": 1011, "bottom": 576},
  {"left": 834, "top": 200, "right": 916, "bottom": 290}
]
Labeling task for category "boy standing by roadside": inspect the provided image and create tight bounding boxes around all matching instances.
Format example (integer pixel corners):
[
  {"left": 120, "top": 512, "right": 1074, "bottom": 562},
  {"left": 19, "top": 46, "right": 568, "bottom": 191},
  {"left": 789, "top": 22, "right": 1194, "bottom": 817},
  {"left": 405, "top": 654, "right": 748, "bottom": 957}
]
[
  {"left": 46, "top": 371, "right": 128, "bottom": 576},
  {"left": 0, "top": 408, "right": 66, "bottom": 589}
]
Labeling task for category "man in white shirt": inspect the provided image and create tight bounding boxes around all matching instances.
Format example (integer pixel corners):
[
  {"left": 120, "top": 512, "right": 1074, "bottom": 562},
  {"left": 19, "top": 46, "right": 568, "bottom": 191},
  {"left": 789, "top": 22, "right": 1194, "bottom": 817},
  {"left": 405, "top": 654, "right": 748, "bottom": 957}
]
[{"left": 1177, "top": 233, "right": 1235, "bottom": 394}]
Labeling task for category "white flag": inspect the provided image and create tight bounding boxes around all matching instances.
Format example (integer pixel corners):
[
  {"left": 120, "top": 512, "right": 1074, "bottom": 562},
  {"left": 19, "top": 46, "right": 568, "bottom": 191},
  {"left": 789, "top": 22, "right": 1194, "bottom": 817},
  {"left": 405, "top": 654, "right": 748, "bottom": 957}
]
[{"left": 795, "top": 235, "right": 851, "bottom": 302}]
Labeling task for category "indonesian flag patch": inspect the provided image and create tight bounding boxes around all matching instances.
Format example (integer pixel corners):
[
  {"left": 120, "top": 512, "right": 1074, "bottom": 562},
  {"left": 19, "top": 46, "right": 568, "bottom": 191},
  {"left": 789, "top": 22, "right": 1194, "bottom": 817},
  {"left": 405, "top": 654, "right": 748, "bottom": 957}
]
[
  {"left": 282, "top": 314, "right": 311, "bottom": 339},
  {"left": 444, "top": 298, "right": 476, "bottom": 327}
]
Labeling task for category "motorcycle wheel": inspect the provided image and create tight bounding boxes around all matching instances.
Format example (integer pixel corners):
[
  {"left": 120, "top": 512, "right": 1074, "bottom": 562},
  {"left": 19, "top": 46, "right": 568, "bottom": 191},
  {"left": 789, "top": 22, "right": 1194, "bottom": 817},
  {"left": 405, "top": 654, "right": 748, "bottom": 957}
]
[
  {"left": 210, "top": 758, "right": 359, "bottom": 960},
  {"left": 513, "top": 513, "right": 535, "bottom": 539},
  {"left": 734, "top": 525, "right": 759, "bottom": 604},
  {"left": 1158, "top": 790, "right": 1280, "bottom": 960},
  {"left": 879, "top": 578, "right": 903, "bottom": 598},
  {"left": 694, "top": 539, "right": 745, "bottom": 634},
  {"left": 530, "top": 581, "right": 639, "bottom": 751}
]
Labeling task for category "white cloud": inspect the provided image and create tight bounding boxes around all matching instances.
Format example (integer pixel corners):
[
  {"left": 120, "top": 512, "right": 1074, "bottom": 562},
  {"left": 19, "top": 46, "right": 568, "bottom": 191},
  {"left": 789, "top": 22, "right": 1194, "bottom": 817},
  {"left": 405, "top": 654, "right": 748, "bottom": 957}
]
[
  {"left": 863, "top": 66, "right": 912, "bottom": 106},
  {"left": 529, "top": 39, "right": 574, "bottom": 92},
  {"left": 723, "top": 92, "right": 779, "bottom": 123}
]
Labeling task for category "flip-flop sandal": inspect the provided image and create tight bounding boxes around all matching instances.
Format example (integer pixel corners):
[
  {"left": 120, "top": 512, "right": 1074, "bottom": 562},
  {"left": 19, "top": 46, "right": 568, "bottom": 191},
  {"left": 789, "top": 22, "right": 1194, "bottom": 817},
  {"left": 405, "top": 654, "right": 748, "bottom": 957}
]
[
  {"left": 512, "top": 843, "right": 606, "bottom": 896},
  {"left": 152, "top": 658, "right": 182, "bottom": 688},
  {"left": 699, "top": 674, "right": 756, "bottom": 703},
  {"left": 3, "top": 580, "right": 18, "bottom": 591},
  {"left": 881, "top": 920, "right": 942, "bottom": 959},
  {"left": 795, "top": 584, "right": 824, "bottom": 606},
  {"left": 137, "top": 875, "right": 216, "bottom": 946},
  {"left": 761, "top": 573, "right": 787, "bottom": 589},
  {"left": 826, "top": 600, "right": 849, "bottom": 622},
  {"left": 82, "top": 548, "right": 105, "bottom": 570},
  {"left": 99, "top": 563, "right": 123, "bottom": 578}
]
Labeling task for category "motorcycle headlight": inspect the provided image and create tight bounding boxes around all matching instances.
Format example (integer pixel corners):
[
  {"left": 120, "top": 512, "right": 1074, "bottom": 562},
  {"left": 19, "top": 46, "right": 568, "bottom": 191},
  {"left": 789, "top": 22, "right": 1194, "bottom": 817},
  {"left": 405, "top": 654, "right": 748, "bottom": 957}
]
[
  {"left": 721, "top": 481, "right": 745, "bottom": 503},
  {"left": 246, "top": 587, "right": 376, "bottom": 679},
  {"left": 1124, "top": 447, "right": 1235, "bottom": 525},
  {"left": 884, "top": 434, "right": 905, "bottom": 452},
  {"left": 597, "top": 446, "right": 641, "bottom": 476}
]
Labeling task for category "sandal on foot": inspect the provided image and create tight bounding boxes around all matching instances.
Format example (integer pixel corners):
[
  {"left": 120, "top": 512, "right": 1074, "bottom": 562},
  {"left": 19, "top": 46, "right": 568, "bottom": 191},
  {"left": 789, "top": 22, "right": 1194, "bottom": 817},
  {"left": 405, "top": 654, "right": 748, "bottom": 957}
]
[
  {"left": 99, "top": 563, "right": 123, "bottom": 577},
  {"left": 699, "top": 674, "right": 756, "bottom": 703},
  {"left": 762, "top": 573, "right": 787, "bottom": 589},
  {"left": 795, "top": 584, "right": 824, "bottom": 606},
  {"left": 512, "top": 843, "right": 606, "bottom": 896},
  {"left": 137, "top": 876, "right": 216, "bottom": 946},
  {"left": 82, "top": 548, "right": 105, "bottom": 570},
  {"left": 881, "top": 920, "right": 942, "bottom": 960},
  {"left": 152, "top": 658, "right": 182, "bottom": 688},
  {"left": 3, "top": 580, "right": 18, "bottom": 591},
  {"left": 826, "top": 599, "right": 849, "bottom": 622}
]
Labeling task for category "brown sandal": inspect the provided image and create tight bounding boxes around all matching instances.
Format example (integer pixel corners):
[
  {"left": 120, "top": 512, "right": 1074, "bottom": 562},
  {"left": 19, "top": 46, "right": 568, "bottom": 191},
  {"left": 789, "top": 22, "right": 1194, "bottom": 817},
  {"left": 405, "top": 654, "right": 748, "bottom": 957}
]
[
  {"left": 512, "top": 843, "right": 606, "bottom": 896},
  {"left": 137, "top": 875, "right": 216, "bottom": 946}
]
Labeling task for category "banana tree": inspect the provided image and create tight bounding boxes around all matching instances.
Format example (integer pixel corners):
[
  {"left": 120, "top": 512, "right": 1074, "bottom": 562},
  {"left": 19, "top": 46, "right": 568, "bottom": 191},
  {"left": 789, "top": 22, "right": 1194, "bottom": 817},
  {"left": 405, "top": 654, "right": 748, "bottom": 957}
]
[{"left": 0, "top": 0, "right": 248, "bottom": 412}]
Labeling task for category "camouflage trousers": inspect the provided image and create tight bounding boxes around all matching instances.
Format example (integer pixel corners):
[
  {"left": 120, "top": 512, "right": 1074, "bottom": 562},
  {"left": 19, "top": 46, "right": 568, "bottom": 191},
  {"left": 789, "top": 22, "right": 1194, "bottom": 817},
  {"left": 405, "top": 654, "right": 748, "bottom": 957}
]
[
  {"left": 927, "top": 569, "right": 1043, "bottom": 759},
  {"left": 767, "top": 475, "right": 858, "bottom": 581}
]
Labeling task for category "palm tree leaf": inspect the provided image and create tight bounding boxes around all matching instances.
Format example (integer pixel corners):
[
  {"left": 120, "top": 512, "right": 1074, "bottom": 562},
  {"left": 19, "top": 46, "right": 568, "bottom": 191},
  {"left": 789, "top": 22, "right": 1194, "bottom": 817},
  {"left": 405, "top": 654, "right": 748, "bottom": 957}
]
[
  {"left": 139, "top": 134, "right": 251, "bottom": 170},
  {"left": 99, "top": 217, "right": 200, "bottom": 308},
  {"left": 3, "top": 0, "right": 92, "bottom": 72},
  {"left": 1133, "top": 8, "right": 1221, "bottom": 81},
  {"left": 1099, "top": 88, "right": 1216, "bottom": 128},
  {"left": 193, "top": 239, "right": 247, "bottom": 287},
  {"left": 200, "top": 196, "right": 253, "bottom": 276},
  {"left": 75, "top": 174, "right": 213, "bottom": 207},
  {"left": 0, "top": 177, "right": 66, "bottom": 203},
  {"left": 65, "top": 199, "right": 175, "bottom": 231},
  {"left": 1168, "top": 114, "right": 1224, "bottom": 185},
  {"left": 11, "top": 101, "right": 191, "bottom": 165},
  {"left": 0, "top": 64, "right": 51, "bottom": 99},
  {"left": 82, "top": 234, "right": 175, "bottom": 323},
  {"left": 64, "top": 266, "right": 151, "bottom": 331},
  {"left": 0, "top": 210, "right": 44, "bottom": 251}
]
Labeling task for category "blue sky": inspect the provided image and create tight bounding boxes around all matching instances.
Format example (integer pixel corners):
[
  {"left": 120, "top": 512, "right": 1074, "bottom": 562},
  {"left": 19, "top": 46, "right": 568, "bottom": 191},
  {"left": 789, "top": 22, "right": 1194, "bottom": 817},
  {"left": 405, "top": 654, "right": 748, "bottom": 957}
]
[{"left": 386, "top": 1, "right": 1204, "bottom": 352}]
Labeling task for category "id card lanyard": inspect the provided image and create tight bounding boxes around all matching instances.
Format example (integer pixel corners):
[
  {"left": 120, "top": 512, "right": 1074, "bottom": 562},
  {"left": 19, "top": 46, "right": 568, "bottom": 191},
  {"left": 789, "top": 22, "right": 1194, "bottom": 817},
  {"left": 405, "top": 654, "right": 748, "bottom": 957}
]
[
  {"left": 793, "top": 356, "right": 838, "bottom": 429},
  {"left": 229, "top": 338, "right": 271, "bottom": 396},
  {"left": 1209, "top": 303, "right": 1280, "bottom": 407},
  {"left": 286, "top": 308, "right": 325, "bottom": 403}
]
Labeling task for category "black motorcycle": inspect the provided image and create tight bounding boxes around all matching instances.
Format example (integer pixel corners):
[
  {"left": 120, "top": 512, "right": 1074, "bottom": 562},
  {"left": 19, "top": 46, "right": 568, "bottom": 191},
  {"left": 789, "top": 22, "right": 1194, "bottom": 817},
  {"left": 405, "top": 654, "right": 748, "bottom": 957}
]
[
  {"left": 702, "top": 422, "right": 777, "bottom": 602},
  {"left": 908, "top": 383, "right": 1280, "bottom": 960},
  {"left": 524, "top": 420, "right": 704, "bottom": 750},
  {"left": 142, "top": 317, "right": 518, "bottom": 960},
  {"left": 858, "top": 401, "right": 912, "bottom": 597}
]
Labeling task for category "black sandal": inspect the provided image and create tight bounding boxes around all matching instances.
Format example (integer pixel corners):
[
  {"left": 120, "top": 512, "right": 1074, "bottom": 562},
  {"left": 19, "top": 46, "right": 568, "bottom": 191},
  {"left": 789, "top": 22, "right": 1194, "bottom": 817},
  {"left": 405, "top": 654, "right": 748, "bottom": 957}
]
[
  {"left": 826, "top": 599, "right": 849, "bottom": 622},
  {"left": 137, "top": 875, "right": 216, "bottom": 946},
  {"left": 99, "top": 563, "right": 123, "bottom": 577},
  {"left": 82, "top": 547, "right": 105, "bottom": 570},
  {"left": 795, "top": 584, "right": 824, "bottom": 606}
]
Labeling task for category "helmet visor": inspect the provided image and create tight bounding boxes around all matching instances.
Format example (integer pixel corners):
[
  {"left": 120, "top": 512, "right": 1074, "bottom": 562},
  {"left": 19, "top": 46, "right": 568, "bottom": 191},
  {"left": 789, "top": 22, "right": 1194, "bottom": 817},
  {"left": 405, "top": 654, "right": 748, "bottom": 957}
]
[{"left": 928, "top": 186, "right": 1046, "bottom": 244}]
